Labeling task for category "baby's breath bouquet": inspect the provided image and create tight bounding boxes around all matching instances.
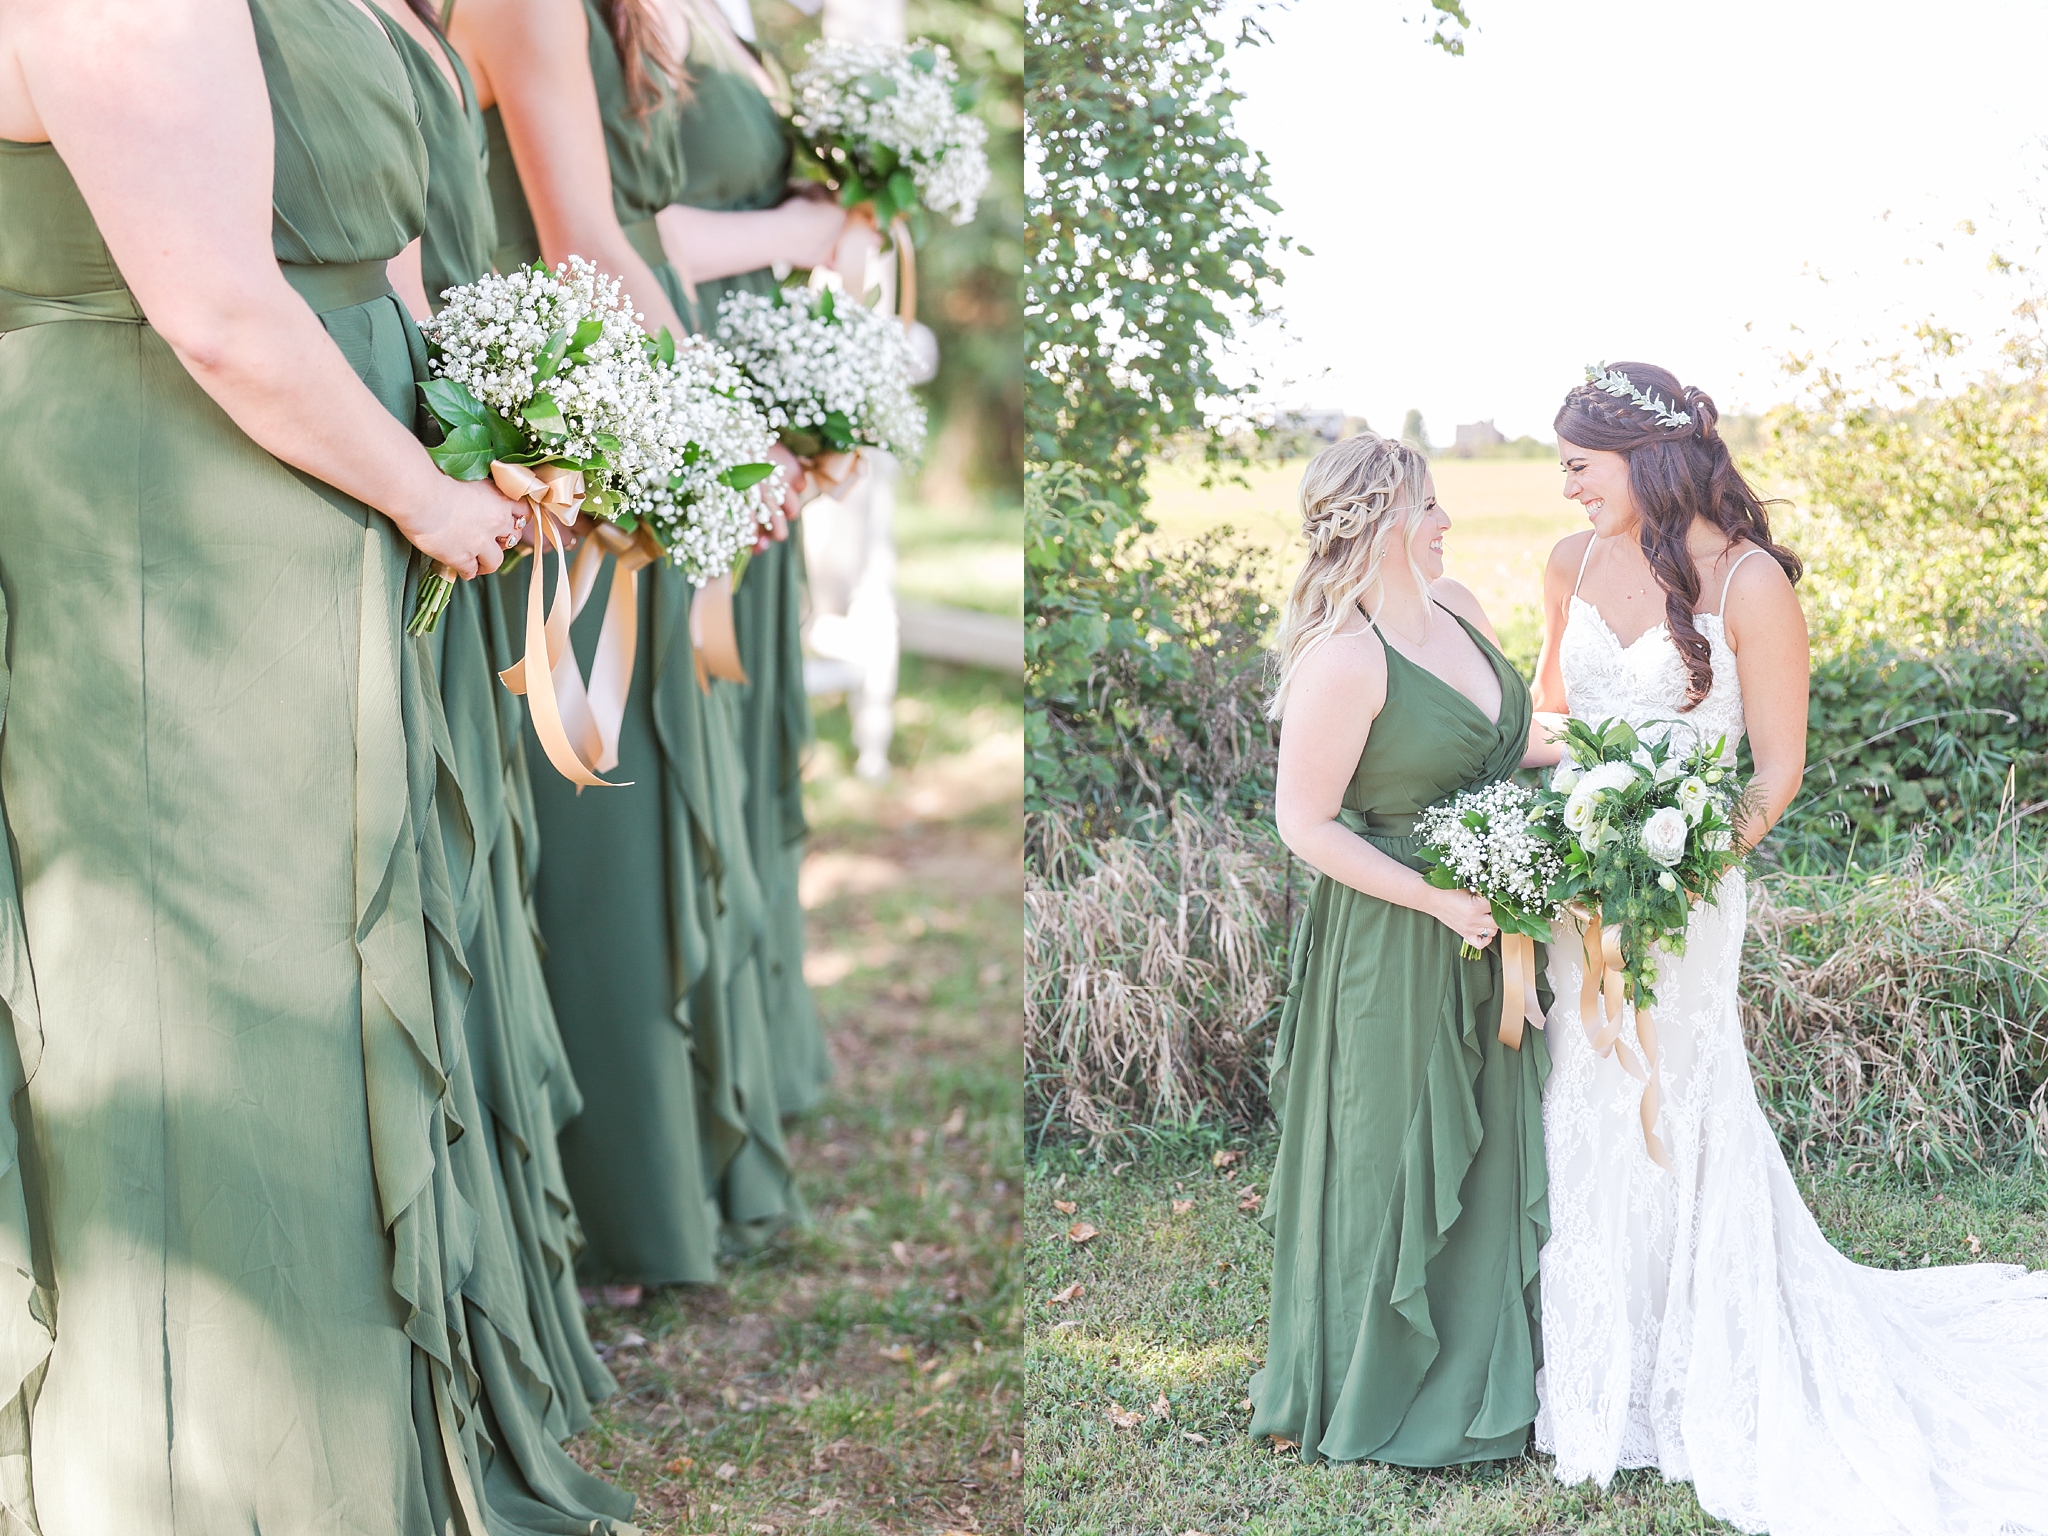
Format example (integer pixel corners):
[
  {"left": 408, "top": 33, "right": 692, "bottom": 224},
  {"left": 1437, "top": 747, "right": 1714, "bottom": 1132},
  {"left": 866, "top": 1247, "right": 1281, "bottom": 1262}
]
[
  {"left": 616, "top": 334, "right": 781, "bottom": 585},
  {"left": 412, "top": 257, "right": 668, "bottom": 632},
  {"left": 1415, "top": 777, "right": 1560, "bottom": 1049},
  {"left": 1535, "top": 717, "right": 1748, "bottom": 1007},
  {"left": 1415, "top": 779, "right": 1562, "bottom": 961},
  {"left": 790, "top": 38, "right": 990, "bottom": 228},
  {"left": 413, "top": 259, "right": 777, "bottom": 628},
  {"left": 714, "top": 285, "right": 927, "bottom": 470}
]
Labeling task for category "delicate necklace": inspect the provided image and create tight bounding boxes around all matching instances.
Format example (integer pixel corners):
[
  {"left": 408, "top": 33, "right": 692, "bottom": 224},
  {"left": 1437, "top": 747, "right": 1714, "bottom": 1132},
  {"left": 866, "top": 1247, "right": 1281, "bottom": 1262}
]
[{"left": 1367, "top": 598, "right": 1431, "bottom": 648}]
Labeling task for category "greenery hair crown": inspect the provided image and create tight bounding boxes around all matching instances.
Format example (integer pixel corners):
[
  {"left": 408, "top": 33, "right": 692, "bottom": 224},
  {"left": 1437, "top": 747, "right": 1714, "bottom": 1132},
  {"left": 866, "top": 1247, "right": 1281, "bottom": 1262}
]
[{"left": 1585, "top": 362, "right": 1692, "bottom": 430}]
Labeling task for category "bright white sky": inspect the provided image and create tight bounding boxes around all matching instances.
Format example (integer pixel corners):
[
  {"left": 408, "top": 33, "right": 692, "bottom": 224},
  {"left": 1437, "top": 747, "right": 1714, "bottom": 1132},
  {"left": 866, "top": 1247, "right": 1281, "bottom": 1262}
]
[{"left": 1225, "top": 0, "right": 2048, "bottom": 442}]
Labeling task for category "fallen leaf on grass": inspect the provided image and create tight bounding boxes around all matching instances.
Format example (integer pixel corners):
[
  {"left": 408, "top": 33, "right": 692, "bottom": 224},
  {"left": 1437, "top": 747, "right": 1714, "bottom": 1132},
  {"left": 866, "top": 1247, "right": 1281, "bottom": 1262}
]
[
  {"left": 1106, "top": 1403, "right": 1144, "bottom": 1429},
  {"left": 715, "top": 1462, "right": 738, "bottom": 1481},
  {"left": 1237, "top": 1192, "right": 1262, "bottom": 1213},
  {"left": 616, "top": 1328, "right": 648, "bottom": 1348},
  {"left": 1968, "top": 1233, "right": 1983, "bottom": 1256},
  {"left": 877, "top": 1343, "right": 914, "bottom": 1363},
  {"left": 1239, "top": 1398, "right": 1254, "bottom": 1411},
  {"left": 1067, "top": 1222, "right": 1099, "bottom": 1244},
  {"left": 932, "top": 1369, "right": 960, "bottom": 1390},
  {"left": 1148, "top": 1392, "right": 1171, "bottom": 1418},
  {"left": 1268, "top": 1435, "right": 1300, "bottom": 1453},
  {"left": 1171, "top": 1199, "right": 1194, "bottom": 1215},
  {"left": 891, "top": 1239, "right": 914, "bottom": 1266},
  {"left": 807, "top": 1500, "right": 844, "bottom": 1518},
  {"left": 1181, "top": 1431, "right": 1209, "bottom": 1444},
  {"left": 1053, "top": 1199, "right": 1077, "bottom": 1215},
  {"left": 1051, "top": 1318, "right": 1082, "bottom": 1332},
  {"left": 1049, "top": 1282, "right": 1084, "bottom": 1305},
  {"left": 1212, "top": 1150, "right": 1241, "bottom": 1169},
  {"left": 942, "top": 1105, "right": 967, "bottom": 1136},
  {"left": 661, "top": 1456, "right": 695, "bottom": 1475}
]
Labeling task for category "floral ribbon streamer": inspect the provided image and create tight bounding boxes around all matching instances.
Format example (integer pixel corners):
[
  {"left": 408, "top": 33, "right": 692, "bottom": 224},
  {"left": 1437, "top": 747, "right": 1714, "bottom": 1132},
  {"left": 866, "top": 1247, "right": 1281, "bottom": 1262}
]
[
  {"left": 1569, "top": 904, "right": 1673, "bottom": 1172},
  {"left": 690, "top": 571, "right": 747, "bottom": 693},
  {"left": 1495, "top": 931, "right": 1545, "bottom": 1051},
  {"left": 491, "top": 460, "right": 660, "bottom": 786}
]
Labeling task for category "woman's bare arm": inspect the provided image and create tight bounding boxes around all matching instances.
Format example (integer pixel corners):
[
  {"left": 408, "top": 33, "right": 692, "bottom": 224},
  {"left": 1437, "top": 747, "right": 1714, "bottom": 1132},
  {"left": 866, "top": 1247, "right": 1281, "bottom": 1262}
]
[
  {"left": 0, "top": 0, "right": 515, "bottom": 573},
  {"left": 1531, "top": 530, "right": 1590, "bottom": 717},
  {"left": 654, "top": 198, "right": 855, "bottom": 287},
  {"left": 1275, "top": 626, "right": 1496, "bottom": 949},
  {"left": 450, "top": 0, "right": 688, "bottom": 339},
  {"left": 1725, "top": 555, "right": 1810, "bottom": 851}
]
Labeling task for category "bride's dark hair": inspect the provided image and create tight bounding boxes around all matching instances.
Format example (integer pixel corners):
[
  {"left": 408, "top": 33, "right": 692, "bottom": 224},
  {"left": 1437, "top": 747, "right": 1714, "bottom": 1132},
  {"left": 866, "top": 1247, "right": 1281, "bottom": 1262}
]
[{"left": 1554, "top": 362, "right": 1801, "bottom": 711}]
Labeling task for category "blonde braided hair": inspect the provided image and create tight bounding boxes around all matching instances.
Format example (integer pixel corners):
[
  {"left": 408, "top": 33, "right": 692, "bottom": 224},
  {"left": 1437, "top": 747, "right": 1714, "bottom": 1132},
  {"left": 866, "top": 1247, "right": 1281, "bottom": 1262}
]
[{"left": 1266, "top": 432, "right": 1433, "bottom": 720}]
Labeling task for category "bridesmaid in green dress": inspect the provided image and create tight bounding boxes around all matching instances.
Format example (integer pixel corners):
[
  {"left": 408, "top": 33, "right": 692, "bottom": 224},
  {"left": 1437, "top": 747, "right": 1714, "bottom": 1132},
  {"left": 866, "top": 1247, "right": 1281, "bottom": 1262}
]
[
  {"left": 1250, "top": 433, "right": 1558, "bottom": 1467},
  {"left": 450, "top": 0, "right": 800, "bottom": 1295},
  {"left": 655, "top": 0, "right": 859, "bottom": 1120},
  {"left": 370, "top": 0, "right": 628, "bottom": 1478},
  {"left": 0, "top": 0, "right": 528, "bottom": 1527}
]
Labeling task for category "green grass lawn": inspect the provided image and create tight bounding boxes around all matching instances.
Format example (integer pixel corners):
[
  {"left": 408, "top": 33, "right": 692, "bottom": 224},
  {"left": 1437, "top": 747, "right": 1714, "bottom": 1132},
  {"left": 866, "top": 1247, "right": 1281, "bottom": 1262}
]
[
  {"left": 1024, "top": 1135, "right": 2048, "bottom": 1535},
  {"left": 565, "top": 659, "right": 1025, "bottom": 1534}
]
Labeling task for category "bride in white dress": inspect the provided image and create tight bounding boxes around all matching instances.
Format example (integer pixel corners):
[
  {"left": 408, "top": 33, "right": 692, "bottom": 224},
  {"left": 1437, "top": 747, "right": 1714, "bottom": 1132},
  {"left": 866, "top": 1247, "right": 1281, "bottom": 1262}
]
[{"left": 1528, "top": 362, "right": 2048, "bottom": 1536}]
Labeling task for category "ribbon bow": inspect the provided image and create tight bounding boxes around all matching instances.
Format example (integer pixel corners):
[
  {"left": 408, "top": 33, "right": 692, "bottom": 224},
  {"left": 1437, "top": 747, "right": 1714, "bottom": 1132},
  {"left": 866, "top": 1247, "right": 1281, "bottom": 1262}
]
[
  {"left": 1568, "top": 904, "right": 1673, "bottom": 1172},
  {"left": 491, "top": 460, "right": 664, "bottom": 787}
]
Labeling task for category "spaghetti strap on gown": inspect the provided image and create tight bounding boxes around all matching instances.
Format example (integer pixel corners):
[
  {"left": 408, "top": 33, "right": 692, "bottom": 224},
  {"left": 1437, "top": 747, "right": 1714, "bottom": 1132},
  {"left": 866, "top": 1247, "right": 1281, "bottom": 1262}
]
[{"left": 1250, "top": 607, "right": 1551, "bottom": 1467}]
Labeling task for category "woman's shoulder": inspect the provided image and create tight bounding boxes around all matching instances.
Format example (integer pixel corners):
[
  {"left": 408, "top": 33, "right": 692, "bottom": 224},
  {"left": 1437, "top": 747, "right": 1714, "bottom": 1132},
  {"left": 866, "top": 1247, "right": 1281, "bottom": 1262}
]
[
  {"left": 1546, "top": 528, "right": 1596, "bottom": 577},
  {"left": 1289, "top": 614, "right": 1387, "bottom": 703}
]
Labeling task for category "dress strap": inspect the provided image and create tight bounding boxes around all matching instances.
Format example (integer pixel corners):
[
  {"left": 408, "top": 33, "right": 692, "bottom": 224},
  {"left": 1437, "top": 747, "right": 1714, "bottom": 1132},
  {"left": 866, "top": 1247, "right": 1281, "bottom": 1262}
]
[
  {"left": 1715, "top": 546, "right": 1769, "bottom": 615},
  {"left": 1572, "top": 535, "right": 1598, "bottom": 595}
]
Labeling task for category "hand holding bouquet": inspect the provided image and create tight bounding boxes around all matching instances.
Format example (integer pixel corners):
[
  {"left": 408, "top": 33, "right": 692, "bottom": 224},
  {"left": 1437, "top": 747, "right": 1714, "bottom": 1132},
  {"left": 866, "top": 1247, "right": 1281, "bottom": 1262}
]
[
  {"left": 714, "top": 284, "right": 927, "bottom": 496},
  {"left": 1415, "top": 778, "right": 1562, "bottom": 1048},
  {"left": 790, "top": 38, "right": 991, "bottom": 229}
]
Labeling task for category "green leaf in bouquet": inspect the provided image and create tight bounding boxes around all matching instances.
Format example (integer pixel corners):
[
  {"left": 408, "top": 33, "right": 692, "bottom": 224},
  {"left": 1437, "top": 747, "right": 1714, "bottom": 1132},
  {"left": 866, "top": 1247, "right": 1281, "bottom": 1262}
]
[
  {"left": 533, "top": 328, "right": 571, "bottom": 383},
  {"left": 908, "top": 46, "right": 938, "bottom": 73},
  {"left": 869, "top": 184, "right": 899, "bottom": 228},
  {"left": 656, "top": 327, "right": 675, "bottom": 366},
  {"left": 817, "top": 286, "right": 838, "bottom": 323},
  {"left": 839, "top": 174, "right": 870, "bottom": 208},
  {"left": 953, "top": 82, "right": 980, "bottom": 113},
  {"left": 871, "top": 143, "right": 901, "bottom": 177},
  {"left": 521, "top": 391, "right": 568, "bottom": 439},
  {"left": 419, "top": 377, "right": 491, "bottom": 432},
  {"left": 820, "top": 409, "right": 859, "bottom": 450},
  {"left": 856, "top": 70, "right": 900, "bottom": 99},
  {"left": 569, "top": 318, "right": 604, "bottom": 356},
  {"left": 594, "top": 431, "right": 623, "bottom": 457},
  {"left": 426, "top": 423, "right": 500, "bottom": 480},
  {"left": 888, "top": 170, "right": 918, "bottom": 214},
  {"left": 718, "top": 461, "right": 776, "bottom": 492}
]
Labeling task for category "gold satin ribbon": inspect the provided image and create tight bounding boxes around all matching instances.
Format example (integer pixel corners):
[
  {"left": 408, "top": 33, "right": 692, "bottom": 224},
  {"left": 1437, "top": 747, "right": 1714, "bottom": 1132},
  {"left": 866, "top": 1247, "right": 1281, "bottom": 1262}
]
[
  {"left": 490, "top": 460, "right": 665, "bottom": 785},
  {"left": 1568, "top": 904, "right": 1673, "bottom": 1172},
  {"left": 892, "top": 214, "right": 918, "bottom": 325},
  {"left": 805, "top": 447, "right": 865, "bottom": 498},
  {"left": 689, "top": 570, "right": 748, "bottom": 693},
  {"left": 1495, "top": 931, "right": 1545, "bottom": 1051}
]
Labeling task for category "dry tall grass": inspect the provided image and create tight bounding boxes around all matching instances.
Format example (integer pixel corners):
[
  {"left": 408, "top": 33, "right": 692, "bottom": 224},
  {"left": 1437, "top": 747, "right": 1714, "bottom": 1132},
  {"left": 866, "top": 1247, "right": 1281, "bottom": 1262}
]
[
  {"left": 1742, "top": 836, "right": 2048, "bottom": 1178},
  {"left": 1025, "top": 797, "right": 1306, "bottom": 1138}
]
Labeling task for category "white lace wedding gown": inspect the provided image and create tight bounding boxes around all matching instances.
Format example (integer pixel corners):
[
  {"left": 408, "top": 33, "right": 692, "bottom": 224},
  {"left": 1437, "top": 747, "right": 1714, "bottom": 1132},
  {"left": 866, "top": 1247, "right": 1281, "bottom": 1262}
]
[{"left": 1534, "top": 548, "right": 2048, "bottom": 1536}]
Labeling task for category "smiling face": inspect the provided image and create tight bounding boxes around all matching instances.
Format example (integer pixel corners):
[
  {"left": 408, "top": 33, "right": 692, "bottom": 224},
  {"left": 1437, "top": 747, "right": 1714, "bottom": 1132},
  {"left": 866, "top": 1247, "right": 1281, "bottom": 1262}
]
[
  {"left": 1402, "top": 472, "right": 1450, "bottom": 584},
  {"left": 1558, "top": 438, "right": 1639, "bottom": 538}
]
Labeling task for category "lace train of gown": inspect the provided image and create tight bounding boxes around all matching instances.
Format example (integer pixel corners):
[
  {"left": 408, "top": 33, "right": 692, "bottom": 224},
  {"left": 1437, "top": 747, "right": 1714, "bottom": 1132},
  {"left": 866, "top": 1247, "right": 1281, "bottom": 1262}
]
[{"left": 1534, "top": 583, "right": 2048, "bottom": 1536}]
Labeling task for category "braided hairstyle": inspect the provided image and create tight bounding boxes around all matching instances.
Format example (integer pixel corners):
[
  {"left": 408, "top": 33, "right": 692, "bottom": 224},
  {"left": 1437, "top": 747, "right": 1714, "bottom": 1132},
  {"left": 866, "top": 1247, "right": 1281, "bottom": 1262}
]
[
  {"left": 1266, "top": 432, "right": 1433, "bottom": 721},
  {"left": 1554, "top": 362, "right": 1800, "bottom": 711}
]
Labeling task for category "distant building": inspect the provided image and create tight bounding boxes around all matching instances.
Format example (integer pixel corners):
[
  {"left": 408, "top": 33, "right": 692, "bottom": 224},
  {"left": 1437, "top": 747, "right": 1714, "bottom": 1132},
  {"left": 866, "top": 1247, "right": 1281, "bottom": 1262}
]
[
  {"left": 1275, "top": 407, "right": 1347, "bottom": 444},
  {"left": 1454, "top": 419, "right": 1506, "bottom": 453}
]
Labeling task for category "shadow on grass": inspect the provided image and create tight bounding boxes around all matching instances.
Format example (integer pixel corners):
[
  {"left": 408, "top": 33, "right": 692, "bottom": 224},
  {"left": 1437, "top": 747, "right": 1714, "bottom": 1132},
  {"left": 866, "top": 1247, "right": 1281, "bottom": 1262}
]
[
  {"left": 1025, "top": 1135, "right": 2048, "bottom": 1535},
  {"left": 566, "top": 660, "right": 1025, "bottom": 1534}
]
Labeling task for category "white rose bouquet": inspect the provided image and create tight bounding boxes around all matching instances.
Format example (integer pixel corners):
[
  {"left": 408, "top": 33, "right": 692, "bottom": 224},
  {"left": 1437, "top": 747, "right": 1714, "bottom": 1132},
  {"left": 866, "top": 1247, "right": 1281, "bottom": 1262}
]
[
  {"left": 1414, "top": 778, "right": 1561, "bottom": 1049},
  {"left": 714, "top": 285, "right": 927, "bottom": 475},
  {"left": 1536, "top": 717, "right": 1748, "bottom": 1008},
  {"left": 789, "top": 37, "right": 991, "bottom": 227}
]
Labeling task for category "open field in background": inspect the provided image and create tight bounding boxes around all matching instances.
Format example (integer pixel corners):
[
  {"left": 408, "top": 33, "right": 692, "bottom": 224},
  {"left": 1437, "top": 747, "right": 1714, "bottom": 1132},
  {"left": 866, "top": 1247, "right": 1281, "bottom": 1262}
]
[
  {"left": 1024, "top": 1140, "right": 2048, "bottom": 1535},
  {"left": 896, "top": 497, "right": 1026, "bottom": 619},
  {"left": 1144, "top": 458, "right": 1584, "bottom": 666},
  {"left": 569, "top": 657, "right": 1025, "bottom": 1535}
]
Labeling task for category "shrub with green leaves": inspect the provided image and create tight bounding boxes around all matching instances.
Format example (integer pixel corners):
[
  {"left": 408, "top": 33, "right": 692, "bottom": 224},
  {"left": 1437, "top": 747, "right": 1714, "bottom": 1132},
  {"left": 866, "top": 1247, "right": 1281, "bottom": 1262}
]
[{"left": 1025, "top": 464, "right": 1275, "bottom": 832}]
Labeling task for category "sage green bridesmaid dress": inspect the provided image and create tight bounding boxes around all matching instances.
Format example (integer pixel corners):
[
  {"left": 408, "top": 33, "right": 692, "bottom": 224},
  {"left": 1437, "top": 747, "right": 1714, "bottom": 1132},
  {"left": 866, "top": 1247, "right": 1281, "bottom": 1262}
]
[
  {"left": 673, "top": 26, "right": 832, "bottom": 1120},
  {"left": 1249, "top": 608, "right": 1551, "bottom": 1467},
  {"left": 379, "top": 5, "right": 626, "bottom": 1491},
  {"left": 487, "top": 0, "right": 799, "bottom": 1282},
  {"left": 0, "top": 1, "right": 601, "bottom": 1529}
]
